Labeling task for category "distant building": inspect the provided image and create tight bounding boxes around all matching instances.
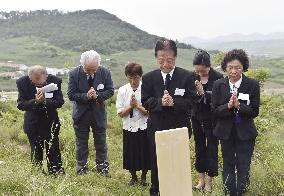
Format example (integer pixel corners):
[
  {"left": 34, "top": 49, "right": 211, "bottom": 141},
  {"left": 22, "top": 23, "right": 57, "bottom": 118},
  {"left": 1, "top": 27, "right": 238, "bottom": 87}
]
[
  {"left": 0, "top": 62, "right": 69, "bottom": 79},
  {"left": 46, "top": 67, "right": 69, "bottom": 76},
  {"left": 0, "top": 71, "right": 25, "bottom": 80}
]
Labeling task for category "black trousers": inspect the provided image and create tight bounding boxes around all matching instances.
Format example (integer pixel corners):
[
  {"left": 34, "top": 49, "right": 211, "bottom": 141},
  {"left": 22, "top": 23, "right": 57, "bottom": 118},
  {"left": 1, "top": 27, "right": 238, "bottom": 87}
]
[
  {"left": 73, "top": 110, "right": 108, "bottom": 172},
  {"left": 221, "top": 128, "right": 255, "bottom": 196},
  {"left": 27, "top": 122, "right": 63, "bottom": 174},
  {"left": 148, "top": 129, "right": 159, "bottom": 194},
  {"left": 192, "top": 116, "right": 219, "bottom": 177}
]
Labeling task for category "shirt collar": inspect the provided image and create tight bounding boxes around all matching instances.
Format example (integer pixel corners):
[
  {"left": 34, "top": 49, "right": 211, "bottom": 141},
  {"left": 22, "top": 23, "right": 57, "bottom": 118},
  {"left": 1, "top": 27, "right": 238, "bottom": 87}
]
[
  {"left": 161, "top": 67, "right": 175, "bottom": 82},
  {"left": 87, "top": 74, "right": 94, "bottom": 79},
  {"left": 229, "top": 75, "right": 242, "bottom": 93}
]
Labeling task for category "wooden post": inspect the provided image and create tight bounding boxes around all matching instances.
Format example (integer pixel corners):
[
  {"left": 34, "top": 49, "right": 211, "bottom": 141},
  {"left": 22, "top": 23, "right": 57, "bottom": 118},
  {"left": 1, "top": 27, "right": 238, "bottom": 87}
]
[{"left": 155, "top": 127, "right": 193, "bottom": 196}]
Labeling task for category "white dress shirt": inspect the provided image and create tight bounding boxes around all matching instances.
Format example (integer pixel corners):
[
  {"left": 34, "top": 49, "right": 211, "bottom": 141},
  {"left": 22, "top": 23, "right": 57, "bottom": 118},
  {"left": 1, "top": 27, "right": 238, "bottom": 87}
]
[
  {"left": 116, "top": 82, "right": 148, "bottom": 132},
  {"left": 229, "top": 75, "right": 243, "bottom": 94},
  {"left": 161, "top": 67, "right": 175, "bottom": 84}
]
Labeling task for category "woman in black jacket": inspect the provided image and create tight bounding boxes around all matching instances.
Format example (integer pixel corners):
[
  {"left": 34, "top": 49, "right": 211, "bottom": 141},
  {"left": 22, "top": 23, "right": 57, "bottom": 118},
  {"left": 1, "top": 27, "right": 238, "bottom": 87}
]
[
  {"left": 211, "top": 49, "right": 260, "bottom": 196},
  {"left": 191, "top": 50, "right": 223, "bottom": 192}
]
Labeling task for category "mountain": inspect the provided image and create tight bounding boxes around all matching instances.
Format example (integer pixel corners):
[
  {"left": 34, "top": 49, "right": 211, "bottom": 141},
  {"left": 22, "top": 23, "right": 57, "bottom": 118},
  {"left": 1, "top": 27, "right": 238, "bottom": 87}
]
[
  {"left": 182, "top": 33, "right": 284, "bottom": 57},
  {"left": 182, "top": 32, "right": 284, "bottom": 44},
  {"left": 0, "top": 10, "right": 193, "bottom": 54}
]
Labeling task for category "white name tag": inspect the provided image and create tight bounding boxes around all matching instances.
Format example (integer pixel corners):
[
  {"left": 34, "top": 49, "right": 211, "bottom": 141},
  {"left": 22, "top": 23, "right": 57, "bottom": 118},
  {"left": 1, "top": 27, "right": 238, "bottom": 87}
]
[
  {"left": 45, "top": 92, "right": 53, "bottom": 99},
  {"left": 174, "top": 88, "right": 185, "bottom": 96},
  {"left": 97, "top": 84, "right": 104, "bottom": 90},
  {"left": 238, "top": 93, "right": 250, "bottom": 105}
]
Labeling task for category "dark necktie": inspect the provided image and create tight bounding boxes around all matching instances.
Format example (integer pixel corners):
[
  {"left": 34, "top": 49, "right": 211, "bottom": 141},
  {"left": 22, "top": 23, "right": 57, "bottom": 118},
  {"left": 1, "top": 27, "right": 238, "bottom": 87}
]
[
  {"left": 88, "top": 75, "right": 94, "bottom": 88},
  {"left": 165, "top": 73, "right": 171, "bottom": 90}
]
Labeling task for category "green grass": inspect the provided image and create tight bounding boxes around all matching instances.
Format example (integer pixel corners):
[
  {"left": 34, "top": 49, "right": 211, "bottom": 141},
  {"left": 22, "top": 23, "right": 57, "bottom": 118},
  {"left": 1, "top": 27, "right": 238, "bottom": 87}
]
[
  {"left": 0, "top": 93, "right": 284, "bottom": 195},
  {"left": 0, "top": 36, "right": 80, "bottom": 68},
  {"left": 1, "top": 36, "right": 284, "bottom": 91},
  {"left": 0, "top": 36, "right": 199, "bottom": 91}
]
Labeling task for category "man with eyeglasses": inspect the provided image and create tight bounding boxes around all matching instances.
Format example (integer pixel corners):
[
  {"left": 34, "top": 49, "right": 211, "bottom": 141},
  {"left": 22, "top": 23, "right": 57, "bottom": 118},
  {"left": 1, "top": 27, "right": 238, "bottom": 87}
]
[{"left": 141, "top": 38, "right": 197, "bottom": 196}]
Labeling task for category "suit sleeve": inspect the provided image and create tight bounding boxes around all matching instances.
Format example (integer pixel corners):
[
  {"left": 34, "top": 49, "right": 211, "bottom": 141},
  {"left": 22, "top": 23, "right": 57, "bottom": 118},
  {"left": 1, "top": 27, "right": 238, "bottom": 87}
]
[
  {"left": 204, "top": 74, "right": 224, "bottom": 105},
  {"left": 96, "top": 69, "right": 114, "bottom": 103},
  {"left": 239, "top": 81, "right": 260, "bottom": 118},
  {"left": 211, "top": 82, "right": 234, "bottom": 118},
  {"left": 67, "top": 70, "right": 89, "bottom": 104},
  {"left": 16, "top": 79, "right": 38, "bottom": 111},
  {"left": 173, "top": 73, "right": 198, "bottom": 113},
  {"left": 45, "top": 78, "right": 64, "bottom": 109},
  {"left": 141, "top": 74, "right": 163, "bottom": 112}
]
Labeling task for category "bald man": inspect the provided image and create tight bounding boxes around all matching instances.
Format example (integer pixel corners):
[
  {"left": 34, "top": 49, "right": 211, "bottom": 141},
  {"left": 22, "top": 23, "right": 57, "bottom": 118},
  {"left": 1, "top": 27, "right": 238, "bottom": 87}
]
[{"left": 16, "top": 65, "right": 64, "bottom": 175}]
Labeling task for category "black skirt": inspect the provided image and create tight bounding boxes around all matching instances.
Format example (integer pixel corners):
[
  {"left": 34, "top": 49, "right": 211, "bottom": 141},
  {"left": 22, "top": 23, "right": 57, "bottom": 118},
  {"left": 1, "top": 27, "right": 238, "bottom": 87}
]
[{"left": 123, "top": 129, "right": 151, "bottom": 171}]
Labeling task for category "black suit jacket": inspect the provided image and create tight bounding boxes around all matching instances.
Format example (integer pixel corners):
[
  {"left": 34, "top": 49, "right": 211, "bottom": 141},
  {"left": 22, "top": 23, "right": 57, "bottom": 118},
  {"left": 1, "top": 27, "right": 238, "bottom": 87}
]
[
  {"left": 211, "top": 75, "right": 260, "bottom": 140},
  {"left": 192, "top": 68, "right": 223, "bottom": 120},
  {"left": 141, "top": 67, "right": 197, "bottom": 136},
  {"left": 16, "top": 75, "right": 64, "bottom": 137}
]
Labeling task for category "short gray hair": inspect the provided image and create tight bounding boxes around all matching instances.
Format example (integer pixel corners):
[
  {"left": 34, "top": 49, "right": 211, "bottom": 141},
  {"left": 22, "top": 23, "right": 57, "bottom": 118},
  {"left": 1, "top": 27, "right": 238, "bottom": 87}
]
[
  {"left": 80, "top": 50, "right": 101, "bottom": 66},
  {"left": 28, "top": 65, "right": 47, "bottom": 78}
]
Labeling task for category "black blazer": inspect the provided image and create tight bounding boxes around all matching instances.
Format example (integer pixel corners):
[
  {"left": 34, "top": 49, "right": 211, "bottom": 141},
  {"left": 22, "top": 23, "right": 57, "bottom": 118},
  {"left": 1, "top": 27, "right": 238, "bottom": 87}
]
[
  {"left": 211, "top": 75, "right": 260, "bottom": 140},
  {"left": 192, "top": 68, "right": 223, "bottom": 120},
  {"left": 141, "top": 67, "right": 198, "bottom": 136},
  {"left": 16, "top": 75, "right": 64, "bottom": 136}
]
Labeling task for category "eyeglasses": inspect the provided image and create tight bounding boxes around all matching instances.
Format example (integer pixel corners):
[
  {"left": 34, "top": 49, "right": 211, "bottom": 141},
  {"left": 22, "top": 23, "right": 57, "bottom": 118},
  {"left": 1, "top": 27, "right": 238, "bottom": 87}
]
[{"left": 157, "top": 58, "right": 175, "bottom": 65}]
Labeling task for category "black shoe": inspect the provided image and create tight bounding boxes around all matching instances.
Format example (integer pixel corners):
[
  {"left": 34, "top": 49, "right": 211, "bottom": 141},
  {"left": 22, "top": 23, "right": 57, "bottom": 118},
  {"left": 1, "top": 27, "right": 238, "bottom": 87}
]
[
  {"left": 49, "top": 167, "right": 65, "bottom": 176},
  {"left": 150, "top": 191, "right": 160, "bottom": 196},
  {"left": 150, "top": 187, "right": 160, "bottom": 196},
  {"left": 77, "top": 168, "right": 88, "bottom": 175},
  {"left": 99, "top": 168, "right": 111, "bottom": 178},
  {"left": 128, "top": 178, "right": 138, "bottom": 186},
  {"left": 140, "top": 178, "right": 148, "bottom": 186}
]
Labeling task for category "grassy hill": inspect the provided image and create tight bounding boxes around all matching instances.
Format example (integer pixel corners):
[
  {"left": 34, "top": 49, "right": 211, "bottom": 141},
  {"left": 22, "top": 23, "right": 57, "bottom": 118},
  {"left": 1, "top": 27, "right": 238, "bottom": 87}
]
[
  {"left": 0, "top": 10, "right": 193, "bottom": 54},
  {"left": 0, "top": 35, "right": 199, "bottom": 91}
]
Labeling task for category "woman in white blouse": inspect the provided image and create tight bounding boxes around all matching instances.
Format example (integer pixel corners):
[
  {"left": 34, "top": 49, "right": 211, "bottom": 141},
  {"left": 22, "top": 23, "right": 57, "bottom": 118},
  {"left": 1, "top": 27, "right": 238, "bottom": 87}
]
[{"left": 116, "top": 63, "right": 150, "bottom": 186}]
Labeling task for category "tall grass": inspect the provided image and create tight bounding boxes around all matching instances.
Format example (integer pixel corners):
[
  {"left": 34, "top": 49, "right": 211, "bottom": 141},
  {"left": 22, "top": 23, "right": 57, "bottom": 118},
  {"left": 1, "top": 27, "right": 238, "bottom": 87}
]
[{"left": 0, "top": 94, "right": 283, "bottom": 195}]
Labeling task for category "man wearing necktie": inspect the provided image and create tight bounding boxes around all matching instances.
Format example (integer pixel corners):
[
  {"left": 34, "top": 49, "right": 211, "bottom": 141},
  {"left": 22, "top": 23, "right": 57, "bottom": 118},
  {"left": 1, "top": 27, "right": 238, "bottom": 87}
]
[
  {"left": 141, "top": 38, "right": 198, "bottom": 196},
  {"left": 67, "top": 50, "right": 114, "bottom": 176}
]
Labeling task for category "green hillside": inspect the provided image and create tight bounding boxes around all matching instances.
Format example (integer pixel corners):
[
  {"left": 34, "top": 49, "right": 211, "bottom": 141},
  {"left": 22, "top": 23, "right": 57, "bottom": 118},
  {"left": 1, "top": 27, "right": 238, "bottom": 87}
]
[
  {"left": 0, "top": 35, "right": 199, "bottom": 91},
  {"left": 0, "top": 10, "right": 193, "bottom": 54}
]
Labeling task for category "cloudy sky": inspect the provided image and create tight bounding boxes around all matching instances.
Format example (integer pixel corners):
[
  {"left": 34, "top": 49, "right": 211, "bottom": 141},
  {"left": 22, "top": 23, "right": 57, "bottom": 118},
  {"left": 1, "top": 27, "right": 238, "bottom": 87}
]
[{"left": 1, "top": 0, "right": 284, "bottom": 40}]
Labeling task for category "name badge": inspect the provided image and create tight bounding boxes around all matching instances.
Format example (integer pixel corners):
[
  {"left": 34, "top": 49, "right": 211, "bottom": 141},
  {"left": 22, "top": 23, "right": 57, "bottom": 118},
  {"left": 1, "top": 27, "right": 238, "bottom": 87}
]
[
  {"left": 174, "top": 88, "right": 185, "bottom": 96},
  {"left": 238, "top": 93, "right": 250, "bottom": 105},
  {"left": 45, "top": 92, "right": 53, "bottom": 99},
  {"left": 97, "top": 84, "right": 104, "bottom": 90}
]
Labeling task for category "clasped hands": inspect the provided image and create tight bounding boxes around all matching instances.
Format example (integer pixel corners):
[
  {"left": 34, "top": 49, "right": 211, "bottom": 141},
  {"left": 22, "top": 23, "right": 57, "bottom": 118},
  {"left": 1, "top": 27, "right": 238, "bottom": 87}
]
[
  {"left": 35, "top": 89, "right": 45, "bottom": 104},
  {"left": 130, "top": 94, "right": 138, "bottom": 108},
  {"left": 87, "top": 87, "right": 98, "bottom": 100},
  {"left": 228, "top": 92, "right": 240, "bottom": 110},
  {"left": 195, "top": 80, "right": 205, "bottom": 96},
  {"left": 162, "top": 90, "right": 174, "bottom": 106}
]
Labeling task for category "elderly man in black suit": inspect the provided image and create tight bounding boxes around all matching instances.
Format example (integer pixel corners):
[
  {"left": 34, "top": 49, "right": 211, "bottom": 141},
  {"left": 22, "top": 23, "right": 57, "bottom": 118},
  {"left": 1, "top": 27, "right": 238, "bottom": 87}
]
[
  {"left": 141, "top": 38, "right": 197, "bottom": 196},
  {"left": 16, "top": 65, "right": 64, "bottom": 174},
  {"left": 67, "top": 50, "right": 114, "bottom": 176},
  {"left": 212, "top": 49, "right": 260, "bottom": 196}
]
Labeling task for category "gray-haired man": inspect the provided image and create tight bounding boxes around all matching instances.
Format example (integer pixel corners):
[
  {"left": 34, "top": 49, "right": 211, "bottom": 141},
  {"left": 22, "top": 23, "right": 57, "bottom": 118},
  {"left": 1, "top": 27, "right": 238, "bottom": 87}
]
[{"left": 67, "top": 50, "right": 114, "bottom": 176}]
